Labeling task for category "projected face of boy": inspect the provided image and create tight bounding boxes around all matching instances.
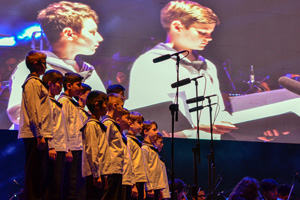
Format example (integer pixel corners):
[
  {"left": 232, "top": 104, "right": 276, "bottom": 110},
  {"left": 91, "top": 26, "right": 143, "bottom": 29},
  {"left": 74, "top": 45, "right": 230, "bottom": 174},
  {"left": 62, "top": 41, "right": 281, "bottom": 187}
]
[
  {"left": 72, "top": 18, "right": 103, "bottom": 55},
  {"left": 173, "top": 22, "right": 215, "bottom": 51}
]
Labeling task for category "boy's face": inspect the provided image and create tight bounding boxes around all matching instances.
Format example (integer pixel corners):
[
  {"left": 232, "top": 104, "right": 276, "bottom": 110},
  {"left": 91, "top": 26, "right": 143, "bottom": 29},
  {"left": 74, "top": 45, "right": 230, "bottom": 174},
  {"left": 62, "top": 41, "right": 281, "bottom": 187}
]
[
  {"left": 175, "top": 22, "right": 216, "bottom": 51},
  {"left": 73, "top": 18, "right": 103, "bottom": 56},
  {"left": 79, "top": 90, "right": 90, "bottom": 106},
  {"left": 114, "top": 100, "right": 124, "bottom": 118},
  {"left": 118, "top": 114, "right": 131, "bottom": 132},
  {"left": 130, "top": 121, "right": 143, "bottom": 136},
  {"left": 99, "top": 100, "right": 107, "bottom": 117},
  {"left": 145, "top": 124, "right": 158, "bottom": 142},
  {"left": 68, "top": 81, "right": 82, "bottom": 97},
  {"left": 49, "top": 80, "right": 63, "bottom": 96},
  {"left": 154, "top": 138, "right": 163, "bottom": 152},
  {"left": 36, "top": 59, "right": 47, "bottom": 75}
]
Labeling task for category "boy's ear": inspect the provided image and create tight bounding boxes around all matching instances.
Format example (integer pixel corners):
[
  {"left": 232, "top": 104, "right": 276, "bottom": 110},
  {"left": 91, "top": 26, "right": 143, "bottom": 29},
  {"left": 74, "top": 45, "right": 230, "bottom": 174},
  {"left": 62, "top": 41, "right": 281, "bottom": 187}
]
[
  {"left": 115, "top": 117, "right": 120, "bottom": 123},
  {"left": 112, "top": 102, "right": 118, "bottom": 110},
  {"left": 94, "top": 101, "right": 99, "bottom": 109},
  {"left": 62, "top": 27, "right": 75, "bottom": 41},
  {"left": 170, "top": 20, "right": 184, "bottom": 33},
  {"left": 66, "top": 82, "right": 72, "bottom": 90}
]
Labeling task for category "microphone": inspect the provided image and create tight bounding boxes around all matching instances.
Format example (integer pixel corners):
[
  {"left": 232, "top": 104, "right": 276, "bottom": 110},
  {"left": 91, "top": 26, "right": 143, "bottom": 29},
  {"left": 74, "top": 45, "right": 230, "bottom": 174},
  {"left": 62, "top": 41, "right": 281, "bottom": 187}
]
[
  {"left": 189, "top": 103, "right": 217, "bottom": 113},
  {"left": 153, "top": 50, "right": 188, "bottom": 63},
  {"left": 186, "top": 94, "right": 217, "bottom": 104},
  {"left": 171, "top": 76, "right": 204, "bottom": 88},
  {"left": 191, "top": 75, "right": 204, "bottom": 81},
  {"left": 171, "top": 78, "right": 191, "bottom": 88},
  {"left": 278, "top": 76, "right": 300, "bottom": 96}
]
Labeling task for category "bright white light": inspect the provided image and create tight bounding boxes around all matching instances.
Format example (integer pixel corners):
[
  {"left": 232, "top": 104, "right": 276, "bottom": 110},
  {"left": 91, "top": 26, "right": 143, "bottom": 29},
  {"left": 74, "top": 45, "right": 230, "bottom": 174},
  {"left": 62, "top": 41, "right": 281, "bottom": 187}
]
[
  {"left": 0, "top": 37, "right": 16, "bottom": 46},
  {"left": 17, "top": 24, "right": 42, "bottom": 40}
]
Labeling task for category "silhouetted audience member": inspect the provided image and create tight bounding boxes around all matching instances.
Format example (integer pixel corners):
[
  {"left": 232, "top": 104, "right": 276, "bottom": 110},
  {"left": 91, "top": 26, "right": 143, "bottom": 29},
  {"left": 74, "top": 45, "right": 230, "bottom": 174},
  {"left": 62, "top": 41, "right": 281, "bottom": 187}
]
[
  {"left": 228, "top": 177, "right": 260, "bottom": 200},
  {"left": 277, "top": 184, "right": 291, "bottom": 200},
  {"left": 170, "top": 179, "right": 188, "bottom": 200},
  {"left": 260, "top": 178, "right": 279, "bottom": 200}
]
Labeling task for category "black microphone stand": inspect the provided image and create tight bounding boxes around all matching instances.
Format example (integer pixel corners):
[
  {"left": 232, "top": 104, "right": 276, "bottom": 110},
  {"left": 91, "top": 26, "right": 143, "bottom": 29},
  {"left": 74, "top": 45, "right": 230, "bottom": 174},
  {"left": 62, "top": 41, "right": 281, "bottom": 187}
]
[
  {"left": 190, "top": 78, "right": 201, "bottom": 199},
  {"left": 169, "top": 54, "right": 181, "bottom": 200},
  {"left": 207, "top": 97, "right": 216, "bottom": 200}
]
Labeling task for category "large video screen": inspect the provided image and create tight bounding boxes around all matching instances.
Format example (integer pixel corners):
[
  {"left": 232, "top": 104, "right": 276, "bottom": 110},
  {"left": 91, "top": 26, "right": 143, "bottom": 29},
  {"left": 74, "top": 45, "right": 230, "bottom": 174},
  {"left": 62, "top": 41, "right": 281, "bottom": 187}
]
[{"left": 1, "top": 0, "right": 300, "bottom": 144}]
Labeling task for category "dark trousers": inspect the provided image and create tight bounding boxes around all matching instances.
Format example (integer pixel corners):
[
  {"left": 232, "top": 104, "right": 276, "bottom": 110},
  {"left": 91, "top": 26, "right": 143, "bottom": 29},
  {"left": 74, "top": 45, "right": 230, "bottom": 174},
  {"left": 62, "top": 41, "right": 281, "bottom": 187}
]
[
  {"left": 45, "top": 151, "right": 66, "bottom": 200},
  {"left": 120, "top": 185, "right": 132, "bottom": 200},
  {"left": 101, "top": 174, "right": 122, "bottom": 200},
  {"left": 63, "top": 150, "right": 86, "bottom": 200},
  {"left": 135, "top": 182, "right": 145, "bottom": 200},
  {"left": 146, "top": 189, "right": 160, "bottom": 200},
  {"left": 86, "top": 175, "right": 105, "bottom": 200},
  {"left": 22, "top": 138, "right": 48, "bottom": 200}
]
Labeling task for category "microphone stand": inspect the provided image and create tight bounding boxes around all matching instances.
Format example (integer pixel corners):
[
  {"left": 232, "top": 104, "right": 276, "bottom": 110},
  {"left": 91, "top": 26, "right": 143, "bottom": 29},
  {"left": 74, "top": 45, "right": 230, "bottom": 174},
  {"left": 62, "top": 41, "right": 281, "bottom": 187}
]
[
  {"left": 287, "top": 173, "right": 299, "bottom": 200},
  {"left": 190, "top": 78, "right": 201, "bottom": 199},
  {"left": 207, "top": 97, "right": 216, "bottom": 200},
  {"left": 169, "top": 54, "right": 181, "bottom": 200}
]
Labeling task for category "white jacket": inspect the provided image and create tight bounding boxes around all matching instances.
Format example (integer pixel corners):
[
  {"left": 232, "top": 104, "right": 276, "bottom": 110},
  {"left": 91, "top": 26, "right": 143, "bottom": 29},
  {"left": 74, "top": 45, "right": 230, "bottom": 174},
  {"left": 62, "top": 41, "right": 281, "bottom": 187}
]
[
  {"left": 58, "top": 93, "right": 83, "bottom": 151},
  {"left": 18, "top": 75, "right": 53, "bottom": 139},
  {"left": 126, "top": 135, "right": 147, "bottom": 183},
  {"left": 122, "top": 133, "right": 135, "bottom": 185},
  {"left": 142, "top": 141, "right": 165, "bottom": 191},
  {"left": 48, "top": 97, "right": 68, "bottom": 152},
  {"left": 81, "top": 118, "right": 112, "bottom": 177},
  {"left": 102, "top": 116, "right": 124, "bottom": 174},
  {"left": 160, "top": 158, "right": 171, "bottom": 199}
]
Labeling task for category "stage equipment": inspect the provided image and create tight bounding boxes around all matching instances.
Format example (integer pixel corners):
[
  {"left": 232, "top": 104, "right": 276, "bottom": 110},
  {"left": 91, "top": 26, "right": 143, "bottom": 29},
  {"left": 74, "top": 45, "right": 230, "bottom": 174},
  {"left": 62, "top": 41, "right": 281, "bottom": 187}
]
[
  {"left": 278, "top": 76, "right": 300, "bottom": 96},
  {"left": 154, "top": 49, "right": 189, "bottom": 200}
]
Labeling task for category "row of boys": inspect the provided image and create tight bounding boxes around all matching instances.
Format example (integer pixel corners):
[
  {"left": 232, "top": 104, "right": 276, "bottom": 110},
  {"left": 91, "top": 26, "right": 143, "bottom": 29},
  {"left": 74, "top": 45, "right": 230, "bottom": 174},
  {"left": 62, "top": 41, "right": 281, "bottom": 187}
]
[{"left": 18, "top": 50, "right": 170, "bottom": 200}]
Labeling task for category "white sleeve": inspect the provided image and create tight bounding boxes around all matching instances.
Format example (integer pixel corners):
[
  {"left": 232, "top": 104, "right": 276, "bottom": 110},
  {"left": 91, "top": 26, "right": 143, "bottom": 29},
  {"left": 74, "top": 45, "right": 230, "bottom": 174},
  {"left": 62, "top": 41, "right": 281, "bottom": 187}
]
[{"left": 7, "top": 62, "right": 29, "bottom": 125}]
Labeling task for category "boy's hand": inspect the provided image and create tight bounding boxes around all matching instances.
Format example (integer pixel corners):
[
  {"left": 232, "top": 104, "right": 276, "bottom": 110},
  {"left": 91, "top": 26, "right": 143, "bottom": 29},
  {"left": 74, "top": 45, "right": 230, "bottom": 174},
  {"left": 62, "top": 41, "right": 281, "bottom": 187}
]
[
  {"left": 66, "top": 150, "right": 73, "bottom": 162},
  {"left": 49, "top": 148, "right": 57, "bottom": 161},
  {"left": 93, "top": 177, "right": 102, "bottom": 188},
  {"left": 131, "top": 184, "right": 138, "bottom": 198},
  {"left": 37, "top": 137, "right": 46, "bottom": 150},
  {"left": 147, "top": 190, "right": 154, "bottom": 198}
]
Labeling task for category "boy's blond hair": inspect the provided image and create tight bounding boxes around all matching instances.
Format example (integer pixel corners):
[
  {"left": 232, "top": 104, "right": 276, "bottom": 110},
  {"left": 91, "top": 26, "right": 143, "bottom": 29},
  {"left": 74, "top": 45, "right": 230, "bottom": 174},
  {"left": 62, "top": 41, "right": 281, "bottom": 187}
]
[
  {"left": 129, "top": 111, "right": 144, "bottom": 124},
  {"left": 106, "top": 93, "right": 124, "bottom": 110},
  {"left": 161, "top": 0, "right": 220, "bottom": 32},
  {"left": 37, "top": 1, "right": 99, "bottom": 44}
]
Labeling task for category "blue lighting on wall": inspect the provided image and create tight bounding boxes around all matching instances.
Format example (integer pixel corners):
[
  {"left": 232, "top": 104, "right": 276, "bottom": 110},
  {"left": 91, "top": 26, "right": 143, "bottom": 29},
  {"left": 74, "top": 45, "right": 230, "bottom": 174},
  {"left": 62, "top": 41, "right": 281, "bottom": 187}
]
[
  {"left": 0, "top": 37, "right": 16, "bottom": 46},
  {"left": 17, "top": 23, "right": 42, "bottom": 41}
]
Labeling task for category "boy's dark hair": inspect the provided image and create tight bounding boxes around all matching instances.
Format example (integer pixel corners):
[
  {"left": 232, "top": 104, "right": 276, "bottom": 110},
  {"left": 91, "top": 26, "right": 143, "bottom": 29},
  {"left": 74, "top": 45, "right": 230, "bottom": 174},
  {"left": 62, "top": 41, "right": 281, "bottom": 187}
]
[
  {"left": 42, "top": 69, "right": 64, "bottom": 84},
  {"left": 74, "top": 83, "right": 92, "bottom": 101},
  {"left": 63, "top": 72, "right": 83, "bottom": 91},
  {"left": 81, "top": 83, "right": 92, "bottom": 93},
  {"left": 106, "top": 84, "right": 126, "bottom": 95},
  {"left": 129, "top": 111, "right": 144, "bottom": 124},
  {"left": 25, "top": 50, "right": 47, "bottom": 73},
  {"left": 86, "top": 90, "right": 108, "bottom": 114},
  {"left": 260, "top": 178, "right": 279, "bottom": 192},
  {"left": 123, "top": 108, "right": 130, "bottom": 116},
  {"left": 156, "top": 132, "right": 163, "bottom": 140},
  {"left": 141, "top": 120, "right": 158, "bottom": 137}
]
